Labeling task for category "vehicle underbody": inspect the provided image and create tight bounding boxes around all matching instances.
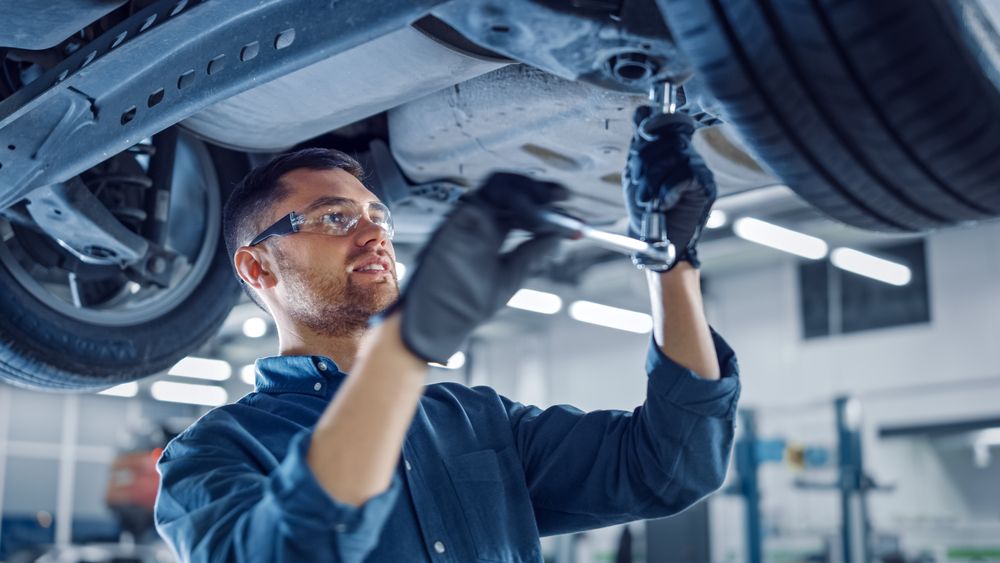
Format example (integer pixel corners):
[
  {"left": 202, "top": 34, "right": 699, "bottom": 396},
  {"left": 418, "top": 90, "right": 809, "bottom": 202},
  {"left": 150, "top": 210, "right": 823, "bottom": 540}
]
[{"left": 1, "top": 0, "right": 998, "bottom": 389}]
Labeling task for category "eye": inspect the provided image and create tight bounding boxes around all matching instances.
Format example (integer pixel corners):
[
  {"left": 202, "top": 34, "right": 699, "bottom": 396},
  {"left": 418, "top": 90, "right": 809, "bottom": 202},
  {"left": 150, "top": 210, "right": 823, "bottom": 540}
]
[
  {"left": 321, "top": 212, "right": 350, "bottom": 225},
  {"left": 368, "top": 205, "right": 390, "bottom": 223}
]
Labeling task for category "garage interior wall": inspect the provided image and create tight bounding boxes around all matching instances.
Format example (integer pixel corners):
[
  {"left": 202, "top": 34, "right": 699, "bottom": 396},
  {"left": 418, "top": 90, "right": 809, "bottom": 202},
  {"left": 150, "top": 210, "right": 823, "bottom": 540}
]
[
  {"left": 0, "top": 385, "right": 200, "bottom": 555},
  {"left": 467, "top": 220, "right": 1000, "bottom": 560},
  {"left": 703, "top": 220, "right": 1000, "bottom": 560}
]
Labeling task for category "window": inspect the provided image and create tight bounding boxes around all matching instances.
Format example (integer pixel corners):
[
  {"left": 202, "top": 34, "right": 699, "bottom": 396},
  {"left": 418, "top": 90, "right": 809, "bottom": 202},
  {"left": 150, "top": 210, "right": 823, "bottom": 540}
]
[{"left": 799, "top": 240, "right": 929, "bottom": 338}]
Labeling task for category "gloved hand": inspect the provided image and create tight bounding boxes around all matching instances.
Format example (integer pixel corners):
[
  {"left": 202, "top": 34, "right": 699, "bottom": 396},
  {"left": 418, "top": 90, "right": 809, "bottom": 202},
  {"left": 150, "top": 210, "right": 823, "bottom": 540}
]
[
  {"left": 623, "top": 105, "right": 717, "bottom": 269},
  {"left": 387, "top": 172, "right": 568, "bottom": 364}
]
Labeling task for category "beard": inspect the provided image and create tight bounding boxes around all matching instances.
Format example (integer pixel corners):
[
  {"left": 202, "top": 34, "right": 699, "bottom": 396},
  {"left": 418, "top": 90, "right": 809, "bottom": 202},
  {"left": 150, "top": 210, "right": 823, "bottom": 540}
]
[{"left": 275, "top": 248, "right": 399, "bottom": 338}]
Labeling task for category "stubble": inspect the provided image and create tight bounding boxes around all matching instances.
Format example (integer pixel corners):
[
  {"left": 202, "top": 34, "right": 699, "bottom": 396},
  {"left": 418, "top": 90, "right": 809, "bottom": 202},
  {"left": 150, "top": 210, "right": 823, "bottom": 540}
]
[{"left": 276, "top": 247, "right": 399, "bottom": 338}]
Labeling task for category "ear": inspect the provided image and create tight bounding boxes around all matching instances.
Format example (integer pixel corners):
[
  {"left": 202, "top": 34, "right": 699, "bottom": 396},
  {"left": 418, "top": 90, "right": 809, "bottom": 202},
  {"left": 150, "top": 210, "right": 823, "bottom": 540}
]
[{"left": 234, "top": 246, "right": 277, "bottom": 290}]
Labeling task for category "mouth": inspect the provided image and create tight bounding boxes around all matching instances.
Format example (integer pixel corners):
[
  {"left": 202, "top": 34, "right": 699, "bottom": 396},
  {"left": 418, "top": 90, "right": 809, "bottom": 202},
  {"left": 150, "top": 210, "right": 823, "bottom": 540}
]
[{"left": 350, "top": 255, "right": 393, "bottom": 277}]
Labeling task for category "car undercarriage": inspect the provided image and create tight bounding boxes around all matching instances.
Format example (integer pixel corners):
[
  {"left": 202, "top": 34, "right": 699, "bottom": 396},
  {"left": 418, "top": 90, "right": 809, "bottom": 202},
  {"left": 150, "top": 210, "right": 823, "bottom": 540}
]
[{"left": 1, "top": 0, "right": 998, "bottom": 389}]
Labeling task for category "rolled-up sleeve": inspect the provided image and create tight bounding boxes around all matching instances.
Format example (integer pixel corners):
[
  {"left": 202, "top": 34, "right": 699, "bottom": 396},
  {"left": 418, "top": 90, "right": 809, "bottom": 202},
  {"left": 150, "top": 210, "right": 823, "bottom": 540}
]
[
  {"left": 155, "top": 427, "right": 401, "bottom": 563},
  {"left": 645, "top": 328, "right": 740, "bottom": 419},
  {"left": 504, "top": 328, "right": 740, "bottom": 536}
]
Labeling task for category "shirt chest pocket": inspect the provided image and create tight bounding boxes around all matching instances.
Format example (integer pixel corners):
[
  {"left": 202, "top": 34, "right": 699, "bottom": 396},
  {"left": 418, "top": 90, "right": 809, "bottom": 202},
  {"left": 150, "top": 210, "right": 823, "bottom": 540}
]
[{"left": 444, "top": 448, "right": 541, "bottom": 562}]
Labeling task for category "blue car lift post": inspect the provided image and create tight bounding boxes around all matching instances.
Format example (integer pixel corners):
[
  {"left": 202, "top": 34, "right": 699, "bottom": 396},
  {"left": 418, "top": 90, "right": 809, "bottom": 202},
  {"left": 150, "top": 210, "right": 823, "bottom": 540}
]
[
  {"left": 733, "top": 397, "right": 883, "bottom": 563},
  {"left": 734, "top": 409, "right": 764, "bottom": 563},
  {"left": 833, "top": 396, "right": 874, "bottom": 563}
]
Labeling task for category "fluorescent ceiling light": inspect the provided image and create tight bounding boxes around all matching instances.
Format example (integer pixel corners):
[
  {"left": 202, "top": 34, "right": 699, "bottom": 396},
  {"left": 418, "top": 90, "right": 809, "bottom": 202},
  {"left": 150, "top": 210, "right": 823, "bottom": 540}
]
[
  {"left": 151, "top": 381, "right": 228, "bottom": 407},
  {"left": 168, "top": 356, "right": 232, "bottom": 381},
  {"left": 568, "top": 301, "right": 653, "bottom": 334},
  {"left": 240, "top": 364, "right": 256, "bottom": 385},
  {"left": 430, "top": 351, "right": 466, "bottom": 370},
  {"left": 706, "top": 209, "right": 728, "bottom": 229},
  {"left": 242, "top": 317, "right": 268, "bottom": 338},
  {"left": 98, "top": 382, "right": 139, "bottom": 398},
  {"left": 507, "top": 289, "right": 562, "bottom": 315},
  {"left": 733, "top": 217, "right": 828, "bottom": 259},
  {"left": 396, "top": 262, "right": 407, "bottom": 281},
  {"left": 831, "top": 247, "right": 911, "bottom": 286}
]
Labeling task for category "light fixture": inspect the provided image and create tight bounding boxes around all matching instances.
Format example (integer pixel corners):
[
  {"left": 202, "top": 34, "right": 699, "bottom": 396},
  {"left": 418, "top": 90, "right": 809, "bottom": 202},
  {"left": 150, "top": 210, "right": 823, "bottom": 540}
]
[
  {"left": 240, "top": 364, "right": 256, "bottom": 385},
  {"left": 973, "top": 428, "right": 1000, "bottom": 468},
  {"left": 568, "top": 301, "right": 653, "bottom": 334},
  {"left": 507, "top": 289, "right": 562, "bottom": 315},
  {"left": 976, "top": 427, "right": 1000, "bottom": 447},
  {"left": 430, "top": 351, "right": 466, "bottom": 370},
  {"left": 831, "top": 247, "right": 911, "bottom": 286},
  {"left": 151, "top": 381, "right": 228, "bottom": 407},
  {"left": 396, "top": 262, "right": 407, "bottom": 281},
  {"left": 242, "top": 317, "right": 267, "bottom": 338},
  {"left": 168, "top": 356, "right": 232, "bottom": 381},
  {"left": 98, "top": 382, "right": 139, "bottom": 398},
  {"left": 733, "top": 217, "right": 828, "bottom": 259},
  {"left": 706, "top": 209, "right": 728, "bottom": 229}
]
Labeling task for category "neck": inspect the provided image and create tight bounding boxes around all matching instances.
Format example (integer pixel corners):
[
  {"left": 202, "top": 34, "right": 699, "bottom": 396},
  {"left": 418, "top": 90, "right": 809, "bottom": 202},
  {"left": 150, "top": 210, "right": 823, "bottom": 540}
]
[{"left": 277, "top": 323, "right": 366, "bottom": 373}]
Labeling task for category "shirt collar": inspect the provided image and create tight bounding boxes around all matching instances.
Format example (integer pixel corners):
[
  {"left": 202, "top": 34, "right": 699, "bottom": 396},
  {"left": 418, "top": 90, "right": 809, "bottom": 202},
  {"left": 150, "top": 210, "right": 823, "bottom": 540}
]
[{"left": 253, "top": 355, "right": 345, "bottom": 396}]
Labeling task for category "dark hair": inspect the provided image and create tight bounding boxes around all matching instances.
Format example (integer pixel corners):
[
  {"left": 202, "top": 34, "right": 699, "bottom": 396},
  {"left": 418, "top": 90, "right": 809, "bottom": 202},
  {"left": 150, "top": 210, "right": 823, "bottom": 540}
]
[{"left": 222, "top": 148, "right": 365, "bottom": 312}]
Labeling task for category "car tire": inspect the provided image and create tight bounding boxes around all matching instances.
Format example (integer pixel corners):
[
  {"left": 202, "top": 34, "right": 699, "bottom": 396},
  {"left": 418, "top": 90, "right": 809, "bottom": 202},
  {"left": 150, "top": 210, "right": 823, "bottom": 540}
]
[
  {"left": 0, "top": 137, "right": 248, "bottom": 391},
  {"left": 661, "top": 0, "right": 1000, "bottom": 231}
]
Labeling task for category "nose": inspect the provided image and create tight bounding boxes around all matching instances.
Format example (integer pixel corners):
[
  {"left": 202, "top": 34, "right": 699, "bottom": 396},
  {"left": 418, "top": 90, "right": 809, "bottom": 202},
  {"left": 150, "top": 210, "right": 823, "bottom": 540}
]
[{"left": 353, "top": 216, "right": 390, "bottom": 249}]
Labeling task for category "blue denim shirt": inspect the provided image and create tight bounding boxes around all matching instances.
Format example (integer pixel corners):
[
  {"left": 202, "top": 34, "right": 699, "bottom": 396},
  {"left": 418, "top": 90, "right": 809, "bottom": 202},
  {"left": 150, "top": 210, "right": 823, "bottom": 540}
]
[{"left": 155, "top": 332, "right": 740, "bottom": 562}]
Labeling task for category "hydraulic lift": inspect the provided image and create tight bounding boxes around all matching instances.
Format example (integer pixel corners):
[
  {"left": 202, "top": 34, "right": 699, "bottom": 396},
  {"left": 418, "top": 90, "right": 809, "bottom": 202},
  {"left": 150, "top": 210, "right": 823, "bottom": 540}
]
[{"left": 732, "top": 397, "right": 889, "bottom": 563}]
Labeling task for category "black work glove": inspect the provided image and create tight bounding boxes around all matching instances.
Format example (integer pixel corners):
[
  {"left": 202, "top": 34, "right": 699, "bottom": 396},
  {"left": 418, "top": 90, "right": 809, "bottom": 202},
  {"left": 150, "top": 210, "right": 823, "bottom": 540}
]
[
  {"left": 623, "top": 106, "right": 718, "bottom": 269},
  {"left": 388, "top": 172, "right": 569, "bottom": 364}
]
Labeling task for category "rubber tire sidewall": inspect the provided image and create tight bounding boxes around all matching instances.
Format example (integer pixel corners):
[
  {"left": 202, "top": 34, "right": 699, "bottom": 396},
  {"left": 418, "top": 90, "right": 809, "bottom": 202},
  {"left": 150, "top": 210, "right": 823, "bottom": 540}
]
[{"left": 661, "top": 0, "right": 1000, "bottom": 232}]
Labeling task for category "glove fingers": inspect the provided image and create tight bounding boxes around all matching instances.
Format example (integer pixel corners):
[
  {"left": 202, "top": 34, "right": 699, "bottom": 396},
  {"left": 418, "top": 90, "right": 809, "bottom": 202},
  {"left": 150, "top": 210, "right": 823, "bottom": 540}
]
[
  {"left": 640, "top": 112, "right": 696, "bottom": 138},
  {"left": 476, "top": 172, "right": 570, "bottom": 231},
  {"left": 633, "top": 106, "right": 696, "bottom": 140},
  {"left": 443, "top": 198, "right": 508, "bottom": 251},
  {"left": 632, "top": 105, "right": 654, "bottom": 127},
  {"left": 480, "top": 172, "right": 570, "bottom": 207},
  {"left": 494, "top": 234, "right": 561, "bottom": 308}
]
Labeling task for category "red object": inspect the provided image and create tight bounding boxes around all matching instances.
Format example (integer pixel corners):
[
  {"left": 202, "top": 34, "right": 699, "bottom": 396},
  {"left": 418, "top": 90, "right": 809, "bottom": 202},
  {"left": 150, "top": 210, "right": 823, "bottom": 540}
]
[{"left": 105, "top": 448, "right": 162, "bottom": 511}]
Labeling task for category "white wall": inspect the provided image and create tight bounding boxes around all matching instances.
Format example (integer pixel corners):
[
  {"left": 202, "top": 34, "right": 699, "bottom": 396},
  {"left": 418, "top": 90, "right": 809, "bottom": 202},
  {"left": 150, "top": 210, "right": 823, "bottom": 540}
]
[{"left": 699, "top": 220, "right": 1000, "bottom": 561}]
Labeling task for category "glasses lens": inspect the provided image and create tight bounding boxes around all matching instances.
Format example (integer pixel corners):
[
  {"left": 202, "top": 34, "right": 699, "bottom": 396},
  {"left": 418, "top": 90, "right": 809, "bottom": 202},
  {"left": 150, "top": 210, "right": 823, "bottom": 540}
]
[
  {"left": 300, "top": 200, "right": 394, "bottom": 239},
  {"left": 304, "top": 201, "right": 359, "bottom": 236},
  {"left": 367, "top": 202, "right": 394, "bottom": 238}
]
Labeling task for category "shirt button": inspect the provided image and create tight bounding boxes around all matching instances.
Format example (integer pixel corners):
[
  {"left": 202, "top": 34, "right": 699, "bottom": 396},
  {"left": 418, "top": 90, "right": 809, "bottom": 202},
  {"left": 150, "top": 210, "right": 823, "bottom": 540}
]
[
  {"left": 335, "top": 523, "right": 347, "bottom": 533},
  {"left": 317, "top": 361, "right": 328, "bottom": 371},
  {"left": 433, "top": 541, "right": 446, "bottom": 554},
  {"left": 313, "top": 382, "right": 322, "bottom": 391},
  {"left": 405, "top": 459, "right": 412, "bottom": 471}
]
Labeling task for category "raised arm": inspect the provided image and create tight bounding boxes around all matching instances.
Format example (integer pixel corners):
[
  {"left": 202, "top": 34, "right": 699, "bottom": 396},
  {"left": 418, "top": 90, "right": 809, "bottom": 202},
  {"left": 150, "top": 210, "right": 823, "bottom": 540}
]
[
  {"left": 647, "top": 262, "right": 719, "bottom": 379},
  {"left": 310, "top": 173, "right": 569, "bottom": 505},
  {"left": 308, "top": 313, "right": 427, "bottom": 506},
  {"left": 506, "top": 104, "right": 739, "bottom": 535},
  {"left": 503, "top": 325, "right": 739, "bottom": 536}
]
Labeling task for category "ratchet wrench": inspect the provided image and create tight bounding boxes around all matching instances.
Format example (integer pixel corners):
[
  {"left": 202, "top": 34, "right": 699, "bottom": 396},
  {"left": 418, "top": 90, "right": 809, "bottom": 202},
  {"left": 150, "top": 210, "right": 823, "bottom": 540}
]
[{"left": 534, "top": 209, "right": 677, "bottom": 268}]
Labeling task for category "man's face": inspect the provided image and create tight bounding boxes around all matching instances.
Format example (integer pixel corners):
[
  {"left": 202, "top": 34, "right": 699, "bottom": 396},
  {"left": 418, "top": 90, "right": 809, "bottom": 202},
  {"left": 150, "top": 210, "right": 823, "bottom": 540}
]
[{"left": 262, "top": 168, "right": 399, "bottom": 336}]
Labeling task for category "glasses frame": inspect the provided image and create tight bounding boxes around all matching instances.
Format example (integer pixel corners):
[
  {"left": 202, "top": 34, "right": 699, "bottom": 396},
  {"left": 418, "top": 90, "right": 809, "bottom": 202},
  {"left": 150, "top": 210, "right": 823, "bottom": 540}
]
[{"left": 248, "top": 200, "right": 394, "bottom": 247}]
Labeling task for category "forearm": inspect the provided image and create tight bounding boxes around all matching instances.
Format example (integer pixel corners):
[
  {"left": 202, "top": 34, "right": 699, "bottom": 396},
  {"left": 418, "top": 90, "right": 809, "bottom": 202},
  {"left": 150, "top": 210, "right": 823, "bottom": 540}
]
[
  {"left": 308, "top": 313, "right": 427, "bottom": 506},
  {"left": 158, "top": 428, "right": 400, "bottom": 562},
  {"left": 646, "top": 262, "right": 720, "bottom": 380}
]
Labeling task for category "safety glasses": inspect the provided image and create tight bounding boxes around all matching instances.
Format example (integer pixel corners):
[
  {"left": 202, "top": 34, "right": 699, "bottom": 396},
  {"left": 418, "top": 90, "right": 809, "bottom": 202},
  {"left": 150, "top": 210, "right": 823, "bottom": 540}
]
[{"left": 249, "top": 197, "right": 394, "bottom": 246}]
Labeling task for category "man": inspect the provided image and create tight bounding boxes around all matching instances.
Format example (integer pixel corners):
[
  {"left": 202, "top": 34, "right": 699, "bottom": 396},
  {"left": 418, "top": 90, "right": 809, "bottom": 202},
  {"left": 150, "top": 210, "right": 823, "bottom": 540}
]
[{"left": 154, "top": 109, "right": 740, "bottom": 562}]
